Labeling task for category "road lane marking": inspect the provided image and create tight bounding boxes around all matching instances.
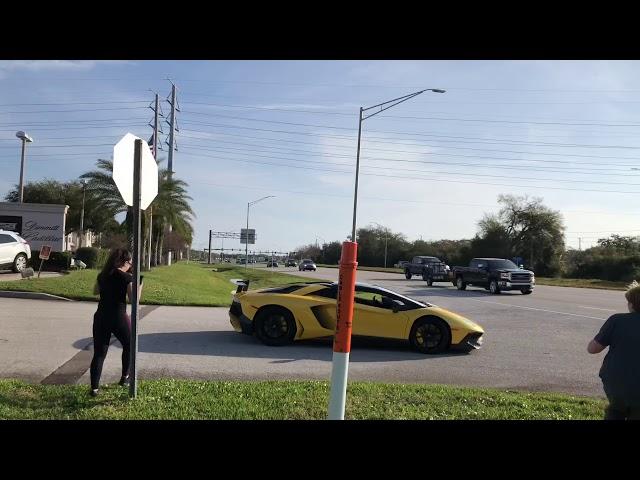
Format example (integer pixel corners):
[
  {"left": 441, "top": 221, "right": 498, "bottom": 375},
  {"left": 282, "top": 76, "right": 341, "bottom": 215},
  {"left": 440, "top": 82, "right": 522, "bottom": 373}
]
[
  {"left": 576, "top": 305, "right": 618, "bottom": 312},
  {"left": 468, "top": 299, "right": 606, "bottom": 320}
]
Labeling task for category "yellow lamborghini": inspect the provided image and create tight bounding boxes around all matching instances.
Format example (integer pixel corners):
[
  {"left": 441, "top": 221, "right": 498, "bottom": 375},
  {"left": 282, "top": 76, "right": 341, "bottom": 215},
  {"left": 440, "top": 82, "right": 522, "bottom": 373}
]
[{"left": 229, "top": 281, "right": 484, "bottom": 354}]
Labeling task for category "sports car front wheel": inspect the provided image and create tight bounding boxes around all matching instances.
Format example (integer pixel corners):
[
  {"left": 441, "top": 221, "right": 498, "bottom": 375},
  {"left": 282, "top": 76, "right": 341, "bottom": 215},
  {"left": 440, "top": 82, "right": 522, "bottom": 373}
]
[
  {"left": 255, "top": 306, "right": 297, "bottom": 346},
  {"left": 409, "top": 317, "right": 451, "bottom": 354}
]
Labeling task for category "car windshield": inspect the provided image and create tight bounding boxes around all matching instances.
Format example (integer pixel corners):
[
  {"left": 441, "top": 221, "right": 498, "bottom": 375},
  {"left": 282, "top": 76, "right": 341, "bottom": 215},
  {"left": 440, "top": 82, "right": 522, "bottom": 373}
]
[
  {"left": 302, "top": 259, "right": 313, "bottom": 263},
  {"left": 488, "top": 259, "right": 519, "bottom": 269}
]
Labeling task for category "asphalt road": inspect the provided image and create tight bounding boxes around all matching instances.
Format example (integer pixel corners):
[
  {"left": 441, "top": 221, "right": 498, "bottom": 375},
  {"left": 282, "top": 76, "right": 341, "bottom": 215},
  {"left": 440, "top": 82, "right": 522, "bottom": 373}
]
[{"left": 0, "top": 265, "right": 621, "bottom": 397}]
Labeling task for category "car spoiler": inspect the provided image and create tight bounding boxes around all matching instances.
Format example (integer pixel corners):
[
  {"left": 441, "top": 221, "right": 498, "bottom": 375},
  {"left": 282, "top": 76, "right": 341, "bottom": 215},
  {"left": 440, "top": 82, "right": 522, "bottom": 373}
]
[{"left": 230, "top": 279, "right": 250, "bottom": 294}]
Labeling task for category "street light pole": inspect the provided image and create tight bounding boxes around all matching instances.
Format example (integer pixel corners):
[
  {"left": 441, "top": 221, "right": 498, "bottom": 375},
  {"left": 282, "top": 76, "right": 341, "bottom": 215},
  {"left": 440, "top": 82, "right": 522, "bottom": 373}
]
[
  {"left": 15, "top": 131, "right": 33, "bottom": 203},
  {"left": 350, "top": 89, "right": 445, "bottom": 243},
  {"left": 245, "top": 195, "right": 275, "bottom": 270},
  {"left": 80, "top": 179, "right": 86, "bottom": 248},
  {"left": 329, "top": 88, "right": 446, "bottom": 421}
]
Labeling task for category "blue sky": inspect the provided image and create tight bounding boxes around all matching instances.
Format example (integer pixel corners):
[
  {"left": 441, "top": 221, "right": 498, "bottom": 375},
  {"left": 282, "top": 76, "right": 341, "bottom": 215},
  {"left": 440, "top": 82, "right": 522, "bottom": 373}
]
[{"left": 2, "top": 60, "right": 640, "bottom": 254}]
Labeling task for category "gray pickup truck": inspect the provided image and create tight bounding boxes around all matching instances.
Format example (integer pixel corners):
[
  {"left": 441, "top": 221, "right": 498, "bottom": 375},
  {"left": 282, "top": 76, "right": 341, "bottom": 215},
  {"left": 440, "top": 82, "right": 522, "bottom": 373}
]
[
  {"left": 404, "top": 256, "right": 450, "bottom": 286},
  {"left": 452, "top": 257, "right": 535, "bottom": 294}
]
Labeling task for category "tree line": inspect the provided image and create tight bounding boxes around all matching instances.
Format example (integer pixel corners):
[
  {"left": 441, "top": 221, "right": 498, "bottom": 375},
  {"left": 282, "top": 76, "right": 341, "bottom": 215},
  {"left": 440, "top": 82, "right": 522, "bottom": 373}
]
[{"left": 294, "top": 194, "right": 636, "bottom": 280}]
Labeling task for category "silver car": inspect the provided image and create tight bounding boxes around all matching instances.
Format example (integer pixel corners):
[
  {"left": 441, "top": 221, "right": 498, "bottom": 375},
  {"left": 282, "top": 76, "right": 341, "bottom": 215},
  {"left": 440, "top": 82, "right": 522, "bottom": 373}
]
[{"left": 298, "top": 259, "right": 317, "bottom": 271}]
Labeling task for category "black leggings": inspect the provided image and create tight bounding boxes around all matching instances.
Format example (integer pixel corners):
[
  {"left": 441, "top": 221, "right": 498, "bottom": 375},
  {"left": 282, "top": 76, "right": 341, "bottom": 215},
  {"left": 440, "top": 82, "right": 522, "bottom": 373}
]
[{"left": 89, "top": 310, "right": 131, "bottom": 390}]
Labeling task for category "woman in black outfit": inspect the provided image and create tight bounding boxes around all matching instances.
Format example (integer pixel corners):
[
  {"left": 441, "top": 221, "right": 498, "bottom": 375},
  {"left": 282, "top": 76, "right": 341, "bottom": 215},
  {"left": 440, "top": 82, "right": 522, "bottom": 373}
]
[{"left": 89, "top": 248, "right": 143, "bottom": 396}]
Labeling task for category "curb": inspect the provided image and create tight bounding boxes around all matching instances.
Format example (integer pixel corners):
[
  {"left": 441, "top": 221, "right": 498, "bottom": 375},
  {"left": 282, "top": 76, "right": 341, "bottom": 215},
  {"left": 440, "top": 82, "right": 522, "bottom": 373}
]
[{"left": 0, "top": 291, "right": 73, "bottom": 302}]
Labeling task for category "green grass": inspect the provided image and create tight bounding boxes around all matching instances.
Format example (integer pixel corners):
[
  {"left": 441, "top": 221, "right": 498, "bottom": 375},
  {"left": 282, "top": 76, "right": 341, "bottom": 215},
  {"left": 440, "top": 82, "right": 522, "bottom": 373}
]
[
  {"left": 0, "top": 262, "right": 320, "bottom": 306},
  {"left": 0, "top": 379, "right": 605, "bottom": 420},
  {"left": 535, "top": 277, "right": 627, "bottom": 290}
]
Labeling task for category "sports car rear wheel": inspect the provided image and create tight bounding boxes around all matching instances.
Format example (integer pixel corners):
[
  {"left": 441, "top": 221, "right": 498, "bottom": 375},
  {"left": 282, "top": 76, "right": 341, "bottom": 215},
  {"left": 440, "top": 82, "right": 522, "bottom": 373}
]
[
  {"left": 255, "top": 306, "right": 297, "bottom": 346},
  {"left": 410, "top": 317, "right": 451, "bottom": 354}
]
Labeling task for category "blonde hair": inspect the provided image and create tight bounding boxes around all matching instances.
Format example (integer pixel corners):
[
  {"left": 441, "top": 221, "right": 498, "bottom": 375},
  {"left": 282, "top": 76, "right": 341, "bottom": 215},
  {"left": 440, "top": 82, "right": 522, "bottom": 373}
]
[{"left": 625, "top": 280, "right": 640, "bottom": 312}]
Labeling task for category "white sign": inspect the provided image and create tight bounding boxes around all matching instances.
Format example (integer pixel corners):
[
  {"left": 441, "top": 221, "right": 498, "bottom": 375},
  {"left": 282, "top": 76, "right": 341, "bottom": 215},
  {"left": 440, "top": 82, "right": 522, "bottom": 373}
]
[
  {"left": 113, "top": 133, "right": 158, "bottom": 210},
  {"left": 0, "top": 203, "right": 68, "bottom": 252}
]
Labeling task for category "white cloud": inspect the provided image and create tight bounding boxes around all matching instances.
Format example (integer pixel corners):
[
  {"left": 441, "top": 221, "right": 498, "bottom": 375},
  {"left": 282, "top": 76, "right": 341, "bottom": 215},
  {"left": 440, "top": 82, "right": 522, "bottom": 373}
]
[{"left": 0, "top": 60, "right": 136, "bottom": 79}]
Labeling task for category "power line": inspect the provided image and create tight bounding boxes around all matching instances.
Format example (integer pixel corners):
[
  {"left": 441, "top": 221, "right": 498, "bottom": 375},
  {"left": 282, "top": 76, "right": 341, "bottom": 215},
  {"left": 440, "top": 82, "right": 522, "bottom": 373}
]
[
  {"left": 179, "top": 145, "right": 640, "bottom": 187},
  {"left": 181, "top": 101, "right": 640, "bottom": 126},
  {"left": 178, "top": 148, "right": 640, "bottom": 195},
  {"left": 0, "top": 117, "right": 148, "bottom": 127},
  {"left": 0, "top": 123, "right": 148, "bottom": 132},
  {"left": 179, "top": 128, "right": 640, "bottom": 163},
  {"left": 179, "top": 116, "right": 640, "bottom": 150},
  {"left": 181, "top": 136, "right": 640, "bottom": 174},
  {"left": 0, "top": 100, "right": 148, "bottom": 107},
  {"left": 0, "top": 143, "right": 115, "bottom": 149},
  {"left": 0, "top": 106, "right": 148, "bottom": 115}
]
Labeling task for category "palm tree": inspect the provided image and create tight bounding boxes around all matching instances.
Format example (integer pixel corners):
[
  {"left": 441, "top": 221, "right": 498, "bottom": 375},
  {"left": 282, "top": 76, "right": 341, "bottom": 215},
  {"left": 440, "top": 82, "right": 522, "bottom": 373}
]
[
  {"left": 150, "top": 168, "right": 195, "bottom": 266},
  {"left": 81, "top": 158, "right": 195, "bottom": 267}
]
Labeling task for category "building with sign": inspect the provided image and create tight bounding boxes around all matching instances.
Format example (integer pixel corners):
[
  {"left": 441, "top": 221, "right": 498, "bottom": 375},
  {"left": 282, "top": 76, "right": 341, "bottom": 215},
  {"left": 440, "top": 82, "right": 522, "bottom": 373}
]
[{"left": 0, "top": 202, "right": 69, "bottom": 252}]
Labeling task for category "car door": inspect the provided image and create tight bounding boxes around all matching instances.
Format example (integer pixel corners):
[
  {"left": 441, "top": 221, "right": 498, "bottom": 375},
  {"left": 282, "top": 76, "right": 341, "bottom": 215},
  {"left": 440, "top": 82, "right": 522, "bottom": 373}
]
[
  {"left": 0, "top": 233, "right": 16, "bottom": 265},
  {"left": 352, "top": 286, "right": 409, "bottom": 339},
  {"left": 475, "top": 260, "right": 488, "bottom": 285}
]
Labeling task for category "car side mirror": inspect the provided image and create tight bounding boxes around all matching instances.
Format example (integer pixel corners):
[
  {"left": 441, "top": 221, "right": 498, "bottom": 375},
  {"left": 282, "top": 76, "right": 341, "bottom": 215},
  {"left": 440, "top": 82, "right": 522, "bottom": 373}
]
[{"left": 391, "top": 299, "right": 403, "bottom": 313}]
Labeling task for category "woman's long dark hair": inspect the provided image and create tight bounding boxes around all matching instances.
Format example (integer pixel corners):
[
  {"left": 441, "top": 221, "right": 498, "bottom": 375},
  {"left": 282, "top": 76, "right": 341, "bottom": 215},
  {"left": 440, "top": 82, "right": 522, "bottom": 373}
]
[{"left": 98, "top": 248, "right": 132, "bottom": 282}]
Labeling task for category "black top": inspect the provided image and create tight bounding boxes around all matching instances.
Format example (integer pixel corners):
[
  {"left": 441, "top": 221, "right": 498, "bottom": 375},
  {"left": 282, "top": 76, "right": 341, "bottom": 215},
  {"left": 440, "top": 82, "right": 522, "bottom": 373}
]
[
  {"left": 595, "top": 312, "right": 640, "bottom": 405},
  {"left": 97, "top": 269, "right": 132, "bottom": 314}
]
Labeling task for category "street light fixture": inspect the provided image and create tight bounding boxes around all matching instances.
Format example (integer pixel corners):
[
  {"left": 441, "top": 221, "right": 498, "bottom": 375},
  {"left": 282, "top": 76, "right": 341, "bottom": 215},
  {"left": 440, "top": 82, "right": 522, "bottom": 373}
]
[
  {"left": 350, "top": 89, "right": 445, "bottom": 243},
  {"left": 245, "top": 195, "right": 275, "bottom": 270},
  {"left": 15, "top": 131, "right": 33, "bottom": 203}
]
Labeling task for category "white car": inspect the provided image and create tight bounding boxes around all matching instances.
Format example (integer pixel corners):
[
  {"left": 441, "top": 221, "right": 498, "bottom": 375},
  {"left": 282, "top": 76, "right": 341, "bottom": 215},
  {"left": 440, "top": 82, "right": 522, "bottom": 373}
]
[{"left": 0, "top": 230, "right": 31, "bottom": 272}]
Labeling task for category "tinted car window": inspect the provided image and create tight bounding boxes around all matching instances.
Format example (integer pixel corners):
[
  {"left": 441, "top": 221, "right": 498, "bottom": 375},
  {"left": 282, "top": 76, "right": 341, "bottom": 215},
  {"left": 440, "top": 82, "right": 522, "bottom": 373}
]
[
  {"left": 0, "top": 234, "right": 15, "bottom": 244},
  {"left": 488, "top": 260, "right": 519, "bottom": 269},
  {"left": 309, "top": 287, "right": 338, "bottom": 299}
]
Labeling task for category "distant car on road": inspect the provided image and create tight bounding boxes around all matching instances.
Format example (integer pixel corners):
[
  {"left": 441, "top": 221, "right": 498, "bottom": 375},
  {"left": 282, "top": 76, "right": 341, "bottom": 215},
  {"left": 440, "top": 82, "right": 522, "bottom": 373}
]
[
  {"left": 266, "top": 260, "right": 279, "bottom": 268},
  {"left": 285, "top": 259, "right": 298, "bottom": 267},
  {"left": 298, "top": 259, "right": 317, "bottom": 271},
  {"left": 0, "top": 230, "right": 31, "bottom": 273}
]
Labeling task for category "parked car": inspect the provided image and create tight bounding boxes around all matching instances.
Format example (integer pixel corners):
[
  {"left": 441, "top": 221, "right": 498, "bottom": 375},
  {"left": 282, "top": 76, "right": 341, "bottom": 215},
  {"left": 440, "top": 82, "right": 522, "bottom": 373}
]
[
  {"left": 0, "top": 230, "right": 31, "bottom": 273},
  {"left": 285, "top": 259, "right": 298, "bottom": 267},
  {"left": 266, "top": 260, "right": 279, "bottom": 268},
  {"left": 395, "top": 260, "right": 409, "bottom": 269},
  {"left": 299, "top": 259, "right": 317, "bottom": 271},
  {"left": 452, "top": 258, "right": 535, "bottom": 294},
  {"left": 404, "top": 256, "right": 450, "bottom": 286},
  {"left": 229, "top": 280, "right": 484, "bottom": 353}
]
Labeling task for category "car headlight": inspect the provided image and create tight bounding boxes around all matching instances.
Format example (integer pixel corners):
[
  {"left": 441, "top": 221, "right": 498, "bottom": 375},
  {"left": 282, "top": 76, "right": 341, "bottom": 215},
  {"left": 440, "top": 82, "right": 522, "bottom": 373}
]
[{"left": 500, "top": 272, "right": 509, "bottom": 279}]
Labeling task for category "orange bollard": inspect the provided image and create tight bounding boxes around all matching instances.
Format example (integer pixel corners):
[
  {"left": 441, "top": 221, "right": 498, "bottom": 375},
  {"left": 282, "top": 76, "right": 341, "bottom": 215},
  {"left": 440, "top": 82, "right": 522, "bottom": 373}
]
[
  {"left": 328, "top": 241, "right": 357, "bottom": 420},
  {"left": 333, "top": 241, "right": 358, "bottom": 353}
]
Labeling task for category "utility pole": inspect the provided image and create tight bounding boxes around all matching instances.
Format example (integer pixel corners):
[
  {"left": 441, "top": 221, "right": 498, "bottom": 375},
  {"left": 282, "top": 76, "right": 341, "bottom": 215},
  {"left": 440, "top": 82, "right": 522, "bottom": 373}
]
[
  {"left": 578, "top": 237, "right": 582, "bottom": 251},
  {"left": 208, "top": 229, "right": 212, "bottom": 264},
  {"left": 165, "top": 81, "right": 179, "bottom": 266},
  {"left": 79, "top": 179, "right": 86, "bottom": 248},
  {"left": 147, "top": 92, "right": 162, "bottom": 270}
]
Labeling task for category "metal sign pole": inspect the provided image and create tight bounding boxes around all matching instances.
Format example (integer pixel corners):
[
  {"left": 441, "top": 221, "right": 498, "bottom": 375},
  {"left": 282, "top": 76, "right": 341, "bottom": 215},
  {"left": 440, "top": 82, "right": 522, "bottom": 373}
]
[{"left": 129, "top": 139, "right": 142, "bottom": 399}]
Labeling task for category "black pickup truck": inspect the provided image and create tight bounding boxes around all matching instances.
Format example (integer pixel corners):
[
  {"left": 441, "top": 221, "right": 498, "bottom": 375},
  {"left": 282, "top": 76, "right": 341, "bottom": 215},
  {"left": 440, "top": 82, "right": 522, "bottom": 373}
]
[
  {"left": 452, "top": 258, "right": 535, "bottom": 294},
  {"left": 404, "top": 256, "right": 450, "bottom": 286}
]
